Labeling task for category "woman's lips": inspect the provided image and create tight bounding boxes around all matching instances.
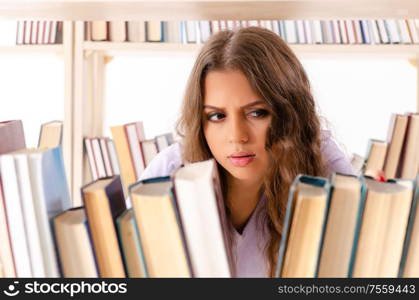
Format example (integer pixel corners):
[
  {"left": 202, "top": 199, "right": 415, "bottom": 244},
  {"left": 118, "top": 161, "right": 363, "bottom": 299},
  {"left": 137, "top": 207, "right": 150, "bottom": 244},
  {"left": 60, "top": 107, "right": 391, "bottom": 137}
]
[{"left": 228, "top": 154, "right": 255, "bottom": 167}]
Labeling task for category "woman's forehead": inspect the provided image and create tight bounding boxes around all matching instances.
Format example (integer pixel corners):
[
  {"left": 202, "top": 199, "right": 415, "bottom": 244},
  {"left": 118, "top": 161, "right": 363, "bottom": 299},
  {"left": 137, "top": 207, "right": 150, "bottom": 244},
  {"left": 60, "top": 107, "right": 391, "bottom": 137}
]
[{"left": 203, "top": 69, "right": 263, "bottom": 107}]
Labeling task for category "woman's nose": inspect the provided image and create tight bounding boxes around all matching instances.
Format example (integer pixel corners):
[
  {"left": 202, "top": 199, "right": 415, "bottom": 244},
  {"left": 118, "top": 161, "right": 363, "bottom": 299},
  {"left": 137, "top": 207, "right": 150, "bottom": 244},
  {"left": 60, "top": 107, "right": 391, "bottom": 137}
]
[{"left": 228, "top": 116, "right": 249, "bottom": 144}]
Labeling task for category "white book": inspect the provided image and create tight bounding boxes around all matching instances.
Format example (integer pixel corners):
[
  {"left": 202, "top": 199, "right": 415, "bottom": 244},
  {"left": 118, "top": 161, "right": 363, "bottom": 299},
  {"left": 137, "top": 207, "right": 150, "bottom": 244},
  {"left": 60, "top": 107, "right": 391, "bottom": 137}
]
[
  {"left": 261, "top": 20, "right": 273, "bottom": 31},
  {"left": 185, "top": 21, "right": 197, "bottom": 43},
  {"left": 37, "top": 21, "right": 46, "bottom": 44},
  {"left": 23, "top": 20, "right": 31, "bottom": 44},
  {"left": 28, "top": 147, "right": 71, "bottom": 277},
  {"left": 332, "top": 20, "right": 341, "bottom": 44},
  {"left": 321, "top": 20, "right": 333, "bottom": 44},
  {"left": 85, "top": 138, "right": 98, "bottom": 181},
  {"left": 141, "top": 140, "right": 158, "bottom": 167},
  {"left": 278, "top": 21, "right": 286, "bottom": 39},
  {"left": 272, "top": 20, "right": 280, "bottom": 36},
  {"left": 240, "top": 20, "right": 248, "bottom": 28},
  {"left": 146, "top": 21, "right": 162, "bottom": 42},
  {"left": 296, "top": 20, "right": 306, "bottom": 44},
  {"left": 165, "top": 21, "right": 181, "bottom": 43},
  {"left": 303, "top": 20, "right": 313, "bottom": 44},
  {"left": 406, "top": 20, "right": 419, "bottom": 44},
  {"left": 91, "top": 21, "right": 107, "bottom": 41},
  {"left": 0, "top": 179, "right": 15, "bottom": 277},
  {"left": 43, "top": 21, "right": 52, "bottom": 44},
  {"left": 173, "top": 159, "right": 232, "bottom": 277},
  {"left": 49, "top": 21, "right": 58, "bottom": 44},
  {"left": 248, "top": 20, "right": 259, "bottom": 27},
  {"left": 361, "top": 20, "right": 371, "bottom": 44},
  {"left": 385, "top": 19, "right": 400, "bottom": 43},
  {"left": 234, "top": 20, "right": 241, "bottom": 29},
  {"left": 14, "top": 151, "right": 46, "bottom": 277},
  {"left": 125, "top": 123, "right": 146, "bottom": 180},
  {"left": 398, "top": 20, "right": 412, "bottom": 44},
  {"left": 99, "top": 138, "right": 113, "bottom": 177},
  {"left": 127, "top": 21, "right": 145, "bottom": 42},
  {"left": 16, "top": 20, "right": 25, "bottom": 45},
  {"left": 91, "top": 138, "right": 107, "bottom": 179},
  {"left": 376, "top": 19, "right": 390, "bottom": 43},
  {"left": 155, "top": 135, "right": 169, "bottom": 152},
  {"left": 369, "top": 20, "right": 381, "bottom": 44},
  {"left": 226, "top": 20, "right": 235, "bottom": 30},
  {"left": 338, "top": 20, "right": 348, "bottom": 44},
  {"left": 346, "top": 20, "right": 356, "bottom": 44},
  {"left": 211, "top": 20, "right": 220, "bottom": 35},
  {"left": 219, "top": 20, "right": 227, "bottom": 31},
  {"left": 0, "top": 154, "right": 32, "bottom": 277},
  {"left": 199, "top": 21, "right": 211, "bottom": 43},
  {"left": 284, "top": 20, "right": 297, "bottom": 43},
  {"left": 107, "top": 140, "right": 120, "bottom": 175},
  {"left": 353, "top": 20, "right": 363, "bottom": 44},
  {"left": 313, "top": 20, "right": 323, "bottom": 44},
  {"left": 31, "top": 20, "right": 38, "bottom": 44}
]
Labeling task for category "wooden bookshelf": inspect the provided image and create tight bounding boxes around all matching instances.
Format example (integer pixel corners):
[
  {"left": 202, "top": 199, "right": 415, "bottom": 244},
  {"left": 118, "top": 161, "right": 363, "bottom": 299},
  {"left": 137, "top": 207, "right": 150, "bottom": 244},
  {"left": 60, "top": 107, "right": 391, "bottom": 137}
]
[{"left": 0, "top": 0, "right": 418, "bottom": 20}]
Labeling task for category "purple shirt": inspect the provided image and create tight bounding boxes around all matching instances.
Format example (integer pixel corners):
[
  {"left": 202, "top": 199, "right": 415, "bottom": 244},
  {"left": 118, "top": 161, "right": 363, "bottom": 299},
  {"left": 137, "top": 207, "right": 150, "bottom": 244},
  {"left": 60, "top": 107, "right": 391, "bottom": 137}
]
[{"left": 139, "top": 130, "right": 355, "bottom": 277}]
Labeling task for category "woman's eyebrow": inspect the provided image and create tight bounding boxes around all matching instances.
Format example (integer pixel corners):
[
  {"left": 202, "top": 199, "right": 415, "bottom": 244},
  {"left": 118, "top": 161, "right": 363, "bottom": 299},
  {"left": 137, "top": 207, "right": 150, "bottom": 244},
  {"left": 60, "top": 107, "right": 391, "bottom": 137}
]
[{"left": 203, "top": 100, "right": 265, "bottom": 110}]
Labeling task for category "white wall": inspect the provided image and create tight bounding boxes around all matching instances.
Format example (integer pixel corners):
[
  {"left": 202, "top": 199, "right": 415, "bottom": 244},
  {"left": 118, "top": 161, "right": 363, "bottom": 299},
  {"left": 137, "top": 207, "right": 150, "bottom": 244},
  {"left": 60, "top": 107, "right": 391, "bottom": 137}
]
[
  {"left": 0, "top": 54, "right": 64, "bottom": 148},
  {"left": 104, "top": 54, "right": 417, "bottom": 159}
]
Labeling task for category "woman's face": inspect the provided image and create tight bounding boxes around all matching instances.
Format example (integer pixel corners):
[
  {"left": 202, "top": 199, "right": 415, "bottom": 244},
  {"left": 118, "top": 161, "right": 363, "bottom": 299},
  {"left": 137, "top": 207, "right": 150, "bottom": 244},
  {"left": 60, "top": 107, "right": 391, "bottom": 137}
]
[{"left": 203, "top": 69, "right": 272, "bottom": 183}]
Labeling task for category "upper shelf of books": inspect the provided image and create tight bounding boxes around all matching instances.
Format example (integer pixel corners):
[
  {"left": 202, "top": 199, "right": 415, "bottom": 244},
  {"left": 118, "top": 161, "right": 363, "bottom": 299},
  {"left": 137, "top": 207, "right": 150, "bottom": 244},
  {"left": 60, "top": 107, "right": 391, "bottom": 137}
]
[{"left": 0, "top": 0, "right": 419, "bottom": 20}]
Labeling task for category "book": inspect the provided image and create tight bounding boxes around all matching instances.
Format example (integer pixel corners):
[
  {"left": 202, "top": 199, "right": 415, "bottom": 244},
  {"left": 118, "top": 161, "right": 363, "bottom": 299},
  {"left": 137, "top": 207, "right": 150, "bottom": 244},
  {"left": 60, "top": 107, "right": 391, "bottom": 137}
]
[
  {"left": 0, "top": 152, "right": 32, "bottom": 277},
  {"left": 173, "top": 159, "right": 234, "bottom": 277},
  {"left": 116, "top": 209, "right": 148, "bottom": 278},
  {"left": 127, "top": 21, "right": 145, "bottom": 42},
  {"left": 0, "top": 120, "right": 26, "bottom": 278},
  {"left": 0, "top": 120, "right": 26, "bottom": 154},
  {"left": 130, "top": 177, "right": 191, "bottom": 277},
  {"left": 53, "top": 207, "right": 99, "bottom": 278},
  {"left": 141, "top": 139, "right": 158, "bottom": 166},
  {"left": 351, "top": 178, "right": 413, "bottom": 277},
  {"left": 38, "top": 120, "right": 63, "bottom": 149},
  {"left": 399, "top": 113, "right": 419, "bottom": 179},
  {"left": 82, "top": 176, "right": 127, "bottom": 278},
  {"left": 27, "top": 147, "right": 72, "bottom": 277},
  {"left": 318, "top": 174, "right": 364, "bottom": 277},
  {"left": 91, "top": 21, "right": 107, "bottom": 41},
  {"left": 109, "top": 21, "right": 126, "bottom": 42},
  {"left": 383, "top": 114, "right": 408, "bottom": 179},
  {"left": 400, "top": 175, "right": 419, "bottom": 277},
  {"left": 146, "top": 21, "right": 162, "bottom": 42},
  {"left": 364, "top": 139, "right": 387, "bottom": 176},
  {"left": 111, "top": 124, "right": 137, "bottom": 196},
  {"left": 276, "top": 175, "right": 330, "bottom": 278},
  {"left": 124, "top": 122, "right": 146, "bottom": 180}
]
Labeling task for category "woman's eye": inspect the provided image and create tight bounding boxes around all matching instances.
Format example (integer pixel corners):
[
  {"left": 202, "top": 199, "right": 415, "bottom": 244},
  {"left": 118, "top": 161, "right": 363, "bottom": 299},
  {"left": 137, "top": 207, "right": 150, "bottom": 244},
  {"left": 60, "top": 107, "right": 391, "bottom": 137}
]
[
  {"left": 207, "top": 112, "right": 225, "bottom": 121},
  {"left": 248, "top": 109, "right": 269, "bottom": 118}
]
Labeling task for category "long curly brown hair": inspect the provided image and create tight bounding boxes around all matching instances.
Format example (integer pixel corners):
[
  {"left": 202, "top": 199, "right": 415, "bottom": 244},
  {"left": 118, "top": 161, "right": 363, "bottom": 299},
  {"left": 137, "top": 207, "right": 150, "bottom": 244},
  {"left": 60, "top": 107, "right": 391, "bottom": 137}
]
[{"left": 176, "top": 26, "right": 327, "bottom": 277}]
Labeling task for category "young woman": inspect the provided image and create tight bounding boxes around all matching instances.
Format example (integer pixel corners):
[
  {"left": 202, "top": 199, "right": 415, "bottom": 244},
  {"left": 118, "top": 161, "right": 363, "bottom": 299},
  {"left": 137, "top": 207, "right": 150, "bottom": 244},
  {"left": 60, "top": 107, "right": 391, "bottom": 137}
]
[{"left": 140, "top": 27, "right": 354, "bottom": 277}]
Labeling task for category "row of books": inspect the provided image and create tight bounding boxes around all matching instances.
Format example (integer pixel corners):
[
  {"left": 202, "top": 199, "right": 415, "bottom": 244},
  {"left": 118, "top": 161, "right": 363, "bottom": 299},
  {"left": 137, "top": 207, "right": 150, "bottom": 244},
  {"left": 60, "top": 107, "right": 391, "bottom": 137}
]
[
  {"left": 364, "top": 113, "right": 419, "bottom": 180},
  {"left": 278, "top": 112, "right": 419, "bottom": 278},
  {"left": 1, "top": 114, "right": 418, "bottom": 278},
  {"left": 85, "top": 19, "right": 419, "bottom": 45},
  {"left": 0, "top": 119, "right": 231, "bottom": 277},
  {"left": 14, "top": 21, "right": 63, "bottom": 45}
]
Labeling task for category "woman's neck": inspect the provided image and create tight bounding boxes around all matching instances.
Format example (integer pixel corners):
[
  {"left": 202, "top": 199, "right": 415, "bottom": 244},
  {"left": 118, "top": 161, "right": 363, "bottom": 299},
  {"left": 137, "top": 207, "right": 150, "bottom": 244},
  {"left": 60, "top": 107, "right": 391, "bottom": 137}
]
[{"left": 226, "top": 176, "right": 263, "bottom": 233}]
